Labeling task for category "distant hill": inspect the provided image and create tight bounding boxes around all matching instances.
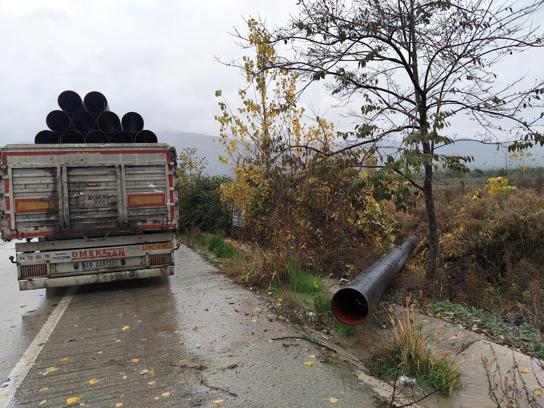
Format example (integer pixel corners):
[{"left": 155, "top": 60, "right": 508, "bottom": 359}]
[
  {"left": 156, "top": 130, "right": 544, "bottom": 175},
  {"left": 158, "top": 131, "right": 230, "bottom": 176}
]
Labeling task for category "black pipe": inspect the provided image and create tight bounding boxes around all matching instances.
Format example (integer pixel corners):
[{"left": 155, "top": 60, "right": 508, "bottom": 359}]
[
  {"left": 85, "top": 130, "right": 109, "bottom": 143},
  {"left": 121, "top": 112, "right": 144, "bottom": 134},
  {"left": 97, "top": 111, "right": 121, "bottom": 133},
  {"left": 72, "top": 111, "right": 97, "bottom": 133},
  {"left": 110, "top": 131, "right": 133, "bottom": 143},
  {"left": 331, "top": 235, "right": 418, "bottom": 325},
  {"left": 61, "top": 130, "right": 85, "bottom": 143},
  {"left": 46, "top": 110, "right": 71, "bottom": 132},
  {"left": 134, "top": 130, "right": 157, "bottom": 143},
  {"left": 84, "top": 91, "right": 108, "bottom": 113},
  {"left": 58, "top": 90, "right": 83, "bottom": 113},
  {"left": 35, "top": 130, "right": 59, "bottom": 144}
]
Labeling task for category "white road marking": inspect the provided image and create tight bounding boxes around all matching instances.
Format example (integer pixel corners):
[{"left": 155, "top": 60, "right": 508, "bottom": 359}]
[{"left": 0, "top": 287, "right": 76, "bottom": 407}]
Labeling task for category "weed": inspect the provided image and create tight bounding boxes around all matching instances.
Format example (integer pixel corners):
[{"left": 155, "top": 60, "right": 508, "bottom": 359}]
[
  {"left": 313, "top": 291, "right": 332, "bottom": 315},
  {"left": 335, "top": 321, "right": 358, "bottom": 337},
  {"left": 206, "top": 234, "right": 237, "bottom": 258},
  {"left": 429, "top": 300, "right": 544, "bottom": 356},
  {"left": 391, "top": 302, "right": 460, "bottom": 396},
  {"left": 288, "top": 256, "right": 324, "bottom": 294}
]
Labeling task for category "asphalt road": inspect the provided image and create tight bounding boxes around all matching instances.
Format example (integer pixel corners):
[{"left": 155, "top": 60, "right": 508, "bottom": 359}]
[{"left": 0, "top": 242, "right": 375, "bottom": 407}]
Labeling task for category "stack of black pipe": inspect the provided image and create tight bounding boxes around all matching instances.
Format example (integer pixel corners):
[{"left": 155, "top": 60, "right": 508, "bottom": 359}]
[{"left": 35, "top": 90, "right": 158, "bottom": 144}]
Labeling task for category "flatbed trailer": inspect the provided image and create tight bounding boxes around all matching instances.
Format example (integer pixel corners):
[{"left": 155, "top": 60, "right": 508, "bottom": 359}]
[{"left": 0, "top": 143, "right": 178, "bottom": 290}]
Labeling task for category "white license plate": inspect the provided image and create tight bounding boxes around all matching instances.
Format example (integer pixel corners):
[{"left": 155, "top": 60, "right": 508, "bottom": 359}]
[{"left": 80, "top": 259, "right": 119, "bottom": 270}]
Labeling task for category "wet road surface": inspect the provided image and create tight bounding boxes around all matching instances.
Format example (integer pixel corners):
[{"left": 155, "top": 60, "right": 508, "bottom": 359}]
[{"left": 0, "top": 243, "right": 375, "bottom": 407}]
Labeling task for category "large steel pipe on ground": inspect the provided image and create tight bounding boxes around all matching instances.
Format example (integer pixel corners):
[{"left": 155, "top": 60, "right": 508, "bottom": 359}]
[
  {"left": 72, "top": 111, "right": 97, "bottom": 133},
  {"left": 97, "top": 111, "right": 121, "bottom": 133},
  {"left": 331, "top": 235, "right": 418, "bottom": 325},
  {"left": 85, "top": 130, "right": 109, "bottom": 143},
  {"left": 121, "top": 112, "right": 144, "bottom": 134},
  {"left": 35, "top": 130, "right": 59, "bottom": 144},
  {"left": 61, "top": 130, "right": 85, "bottom": 143},
  {"left": 135, "top": 130, "right": 157, "bottom": 143},
  {"left": 46, "top": 110, "right": 71, "bottom": 132},
  {"left": 84, "top": 91, "right": 108, "bottom": 113},
  {"left": 58, "top": 90, "right": 83, "bottom": 113}
]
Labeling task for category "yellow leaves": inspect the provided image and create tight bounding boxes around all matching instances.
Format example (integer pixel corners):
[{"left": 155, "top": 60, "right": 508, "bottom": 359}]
[
  {"left": 303, "top": 360, "right": 316, "bottom": 367},
  {"left": 42, "top": 367, "right": 58, "bottom": 376},
  {"left": 212, "top": 399, "right": 225, "bottom": 405},
  {"left": 161, "top": 392, "right": 171, "bottom": 398},
  {"left": 535, "top": 388, "right": 543, "bottom": 397},
  {"left": 40, "top": 387, "right": 49, "bottom": 393},
  {"left": 59, "top": 357, "right": 69, "bottom": 365},
  {"left": 147, "top": 380, "right": 156, "bottom": 385},
  {"left": 131, "top": 358, "right": 140, "bottom": 363},
  {"left": 87, "top": 378, "right": 99, "bottom": 385},
  {"left": 121, "top": 325, "right": 130, "bottom": 332},
  {"left": 329, "top": 396, "right": 339, "bottom": 404},
  {"left": 115, "top": 403, "right": 124, "bottom": 407},
  {"left": 66, "top": 396, "right": 81, "bottom": 406},
  {"left": 520, "top": 367, "right": 529, "bottom": 374},
  {"left": 486, "top": 177, "right": 517, "bottom": 197}
]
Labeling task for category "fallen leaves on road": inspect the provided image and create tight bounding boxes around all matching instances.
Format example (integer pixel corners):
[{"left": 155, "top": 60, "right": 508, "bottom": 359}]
[
  {"left": 303, "top": 361, "right": 316, "bottom": 367},
  {"left": 147, "top": 380, "right": 156, "bottom": 385},
  {"left": 115, "top": 403, "right": 124, "bottom": 407},
  {"left": 131, "top": 358, "right": 140, "bottom": 363},
  {"left": 520, "top": 367, "right": 529, "bottom": 374},
  {"left": 535, "top": 388, "right": 543, "bottom": 397},
  {"left": 59, "top": 357, "right": 69, "bottom": 365},
  {"left": 161, "top": 392, "right": 171, "bottom": 398},
  {"left": 212, "top": 399, "right": 224, "bottom": 405},
  {"left": 87, "top": 378, "right": 99, "bottom": 385},
  {"left": 121, "top": 325, "right": 130, "bottom": 331},
  {"left": 140, "top": 369, "right": 149, "bottom": 375},
  {"left": 329, "top": 396, "right": 338, "bottom": 404},
  {"left": 39, "top": 387, "right": 48, "bottom": 393},
  {"left": 42, "top": 367, "right": 58, "bottom": 376},
  {"left": 66, "top": 396, "right": 81, "bottom": 405}
]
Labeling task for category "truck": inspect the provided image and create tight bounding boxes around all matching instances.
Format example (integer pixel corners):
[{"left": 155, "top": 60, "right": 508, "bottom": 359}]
[{"left": 0, "top": 143, "right": 178, "bottom": 290}]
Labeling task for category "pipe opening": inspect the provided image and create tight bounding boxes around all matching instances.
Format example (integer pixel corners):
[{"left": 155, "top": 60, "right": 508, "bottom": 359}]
[
  {"left": 58, "top": 90, "right": 83, "bottom": 113},
  {"left": 331, "top": 288, "right": 369, "bottom": 326},
  {"left": 35, "top": 130, "right": 59, "bottom": 144},
  {"left": 135, "top": 130, "right": 157, "bottom": 143},
  {"left": 72, "top": 111, "right": 96, "bottom": 133},
  {"left": 122, "top": 112, "right": 144, "bottom": 134},
  {"left": 84, "top": 91, "right": 108, "bottom": 113},
  {"left": 85, "top": 130, "right": 108, "bottom": 143},
  {"left": 61, "top": 130, "right": 84, "bottom": 143},
  {"left": 46, "top": 110, "right": 71, "bottom": 132},
  {"left": 97, "top": 111, "right": 121, "bottom": 133}
]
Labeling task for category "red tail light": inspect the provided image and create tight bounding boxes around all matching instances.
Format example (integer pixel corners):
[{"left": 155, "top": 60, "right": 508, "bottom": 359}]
[
  {"left": 20, "top": 264, "right": 47, "bottom": 278},
  {"left": 149, "top": 253, "right": 172, "bottom": 266}
]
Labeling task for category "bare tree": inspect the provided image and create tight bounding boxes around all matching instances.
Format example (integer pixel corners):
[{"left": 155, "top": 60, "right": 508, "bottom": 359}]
[{"left": 259, "top": 0, "right": 544, "bottom": 285}]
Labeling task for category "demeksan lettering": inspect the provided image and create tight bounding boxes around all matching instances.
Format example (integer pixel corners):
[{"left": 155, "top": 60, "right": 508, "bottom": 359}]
[{"left": 72, "top": 248, "right": 126, "bottom": 260}]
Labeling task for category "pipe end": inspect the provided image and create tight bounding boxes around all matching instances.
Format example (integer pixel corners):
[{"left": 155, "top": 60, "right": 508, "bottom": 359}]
[{"left": 331, "top": 288, "right": 369, "bottom": 326}]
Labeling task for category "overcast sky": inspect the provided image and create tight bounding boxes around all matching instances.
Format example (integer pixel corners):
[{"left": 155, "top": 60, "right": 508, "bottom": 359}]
[
  {"left": 0, "top": 0, "right": 305, "bottom": 143},
  {"left": 1, "top": 1, "right": 543, "bottom": 150}
]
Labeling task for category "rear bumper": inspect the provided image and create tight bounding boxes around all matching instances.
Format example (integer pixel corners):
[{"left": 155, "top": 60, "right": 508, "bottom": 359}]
[{"left": 19, "top": 266, "right": 174, "bottom": 290}]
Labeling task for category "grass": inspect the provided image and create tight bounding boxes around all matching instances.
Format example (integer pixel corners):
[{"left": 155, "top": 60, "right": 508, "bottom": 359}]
[
  {"left": 287, "top": 256, "right": 324, "bottom": 294},
  {"left": 368, "top": 303, "right": 460, "bottom": 397},
  {"left": 181, "top": 231, "right": 237, "bottom": 259},
  {"left": 429, "top": 300, "right": 544, "bottom": 358}
]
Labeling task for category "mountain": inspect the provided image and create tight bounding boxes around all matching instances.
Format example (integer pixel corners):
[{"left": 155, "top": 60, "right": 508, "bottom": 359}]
[{"left": 158, "top": 131, "right": 230, "bottom": 176}]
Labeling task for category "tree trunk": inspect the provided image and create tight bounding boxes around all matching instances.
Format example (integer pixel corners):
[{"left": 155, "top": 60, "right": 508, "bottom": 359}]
[{"left": 423, "top": 161, "right": 440, "bottom": 287}]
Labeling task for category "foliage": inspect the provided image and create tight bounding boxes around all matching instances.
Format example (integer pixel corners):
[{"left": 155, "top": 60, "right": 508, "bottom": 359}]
[
  {"left": 485, "top": 177, "right": 517, "bottom": 198},
  {"left": 429, "top": 300, "right": 544, "bottom": 357},
  {"left": 216, "top": 19, "right": 395, "bottom": 280},
  {"left": 287, "top": 257, "right": 324, "bottom": 294},
  {"left": 206, "top": 234, "right": 237, "bottom": 258},
  {"left": 177, "top": 147, "right": 231, "bottom": 234}
]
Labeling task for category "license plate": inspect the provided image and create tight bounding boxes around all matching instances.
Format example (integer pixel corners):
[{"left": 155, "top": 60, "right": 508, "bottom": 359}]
[
  {"left": 80, "top": 259, "right": 119, "bottom": 270},
  {"left": 78, "top": 194, "right": 111, "bottom": 208}
]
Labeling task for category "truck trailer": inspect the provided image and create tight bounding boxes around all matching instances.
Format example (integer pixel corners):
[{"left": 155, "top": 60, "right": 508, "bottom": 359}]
[{"left": 0, "top": 143, "right": 178, "bottom": 290}]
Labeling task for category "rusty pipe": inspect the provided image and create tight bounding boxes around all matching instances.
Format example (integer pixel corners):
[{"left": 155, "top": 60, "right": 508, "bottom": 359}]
[{"left": 331, "top": 235, "right": 418, "bottom": 325}]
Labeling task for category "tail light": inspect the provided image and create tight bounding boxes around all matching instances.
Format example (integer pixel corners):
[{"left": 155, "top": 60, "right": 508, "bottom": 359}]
[
  {"left": 20, "top": 264, "right": 47, "bottom": 278},
  {"left": 149, "top": 253, "right": 172, "bottom": 266}
]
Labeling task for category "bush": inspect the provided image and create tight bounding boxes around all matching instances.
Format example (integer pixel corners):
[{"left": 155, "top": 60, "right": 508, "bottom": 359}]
[{"left": 178, "top": 176, "right": 231, "bottom": 234}]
